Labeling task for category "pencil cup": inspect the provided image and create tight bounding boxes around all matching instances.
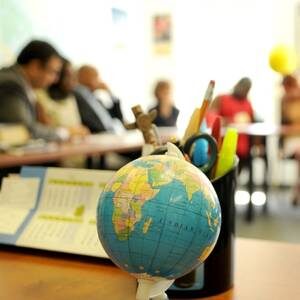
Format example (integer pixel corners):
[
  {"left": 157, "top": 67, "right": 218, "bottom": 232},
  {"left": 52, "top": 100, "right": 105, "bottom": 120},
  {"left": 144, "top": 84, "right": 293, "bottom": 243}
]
[{"left": 167, "top": 158, "right": 238, "bottom": 298}]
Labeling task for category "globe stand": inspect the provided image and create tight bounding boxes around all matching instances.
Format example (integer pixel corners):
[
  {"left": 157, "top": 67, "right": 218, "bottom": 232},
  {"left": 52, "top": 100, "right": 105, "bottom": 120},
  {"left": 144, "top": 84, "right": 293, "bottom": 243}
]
[
  {"left": 136, "top": 278, "right": 174, "bottom": 300},
  {"left": 151, "top": 292, "right": 169, "bottom": 300}
]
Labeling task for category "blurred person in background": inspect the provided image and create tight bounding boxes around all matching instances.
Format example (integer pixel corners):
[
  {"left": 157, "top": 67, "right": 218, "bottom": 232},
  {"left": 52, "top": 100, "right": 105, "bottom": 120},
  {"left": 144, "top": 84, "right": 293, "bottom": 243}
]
[
  {"left": 281, "top": 75, "right": 300, "bottom": 127},
  {"left": 149, "top": 80, "right": 179, "bottom": 127},
  {"left": 36, "top": 58, "right": 89, "bottom": 138},
  {"left": 75, "top": 65, "right": 139, "bottom": 168},
  {"left": 210, "top": 77, "right": 254, "bottom": 159},
  {"left": 0, "top": 40, "right": 68, "bottom": 141},
  {"left": 281, "top": 75, "right": 300, "bottom": 205},
  {"left": 74, "top": 65, "right": 124, "bottom": 133}
]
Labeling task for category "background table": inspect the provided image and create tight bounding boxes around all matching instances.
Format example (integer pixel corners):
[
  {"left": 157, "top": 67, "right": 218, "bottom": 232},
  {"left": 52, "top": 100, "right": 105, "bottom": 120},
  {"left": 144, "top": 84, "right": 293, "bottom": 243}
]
[
  {"left": 0, "top": 131, "right": 143, "bottom": 169},
  {"left": 0, "top": 128, "right": 178, "bottom": 169},
  {"left": 0, "top": 238, "right": 299, "bottom": 300},
  {"left": 229, "top": 123, "right": 300, "bottom": 221}
]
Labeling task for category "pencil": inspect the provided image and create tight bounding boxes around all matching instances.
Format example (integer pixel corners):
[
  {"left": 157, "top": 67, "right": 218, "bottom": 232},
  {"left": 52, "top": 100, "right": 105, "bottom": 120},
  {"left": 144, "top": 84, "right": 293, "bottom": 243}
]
[
  {"left": 181, "top": 80, "right": 215, "bottom": 144},
  {"left": 197, "top": 80, "right": 215, "bottom": 131}
]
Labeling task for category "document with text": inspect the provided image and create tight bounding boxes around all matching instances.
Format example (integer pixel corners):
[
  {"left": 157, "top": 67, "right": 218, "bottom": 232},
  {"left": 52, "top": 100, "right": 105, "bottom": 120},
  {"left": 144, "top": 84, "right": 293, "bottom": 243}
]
[{"left": 0, "top": 167, "right": 114, "bottom": 259}]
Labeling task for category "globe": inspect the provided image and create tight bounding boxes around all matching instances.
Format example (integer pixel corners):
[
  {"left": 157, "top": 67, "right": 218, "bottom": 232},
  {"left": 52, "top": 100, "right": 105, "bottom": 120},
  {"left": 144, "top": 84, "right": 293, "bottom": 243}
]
[{"left": 96, "top": 153, "right": 221, "bottom": 287}]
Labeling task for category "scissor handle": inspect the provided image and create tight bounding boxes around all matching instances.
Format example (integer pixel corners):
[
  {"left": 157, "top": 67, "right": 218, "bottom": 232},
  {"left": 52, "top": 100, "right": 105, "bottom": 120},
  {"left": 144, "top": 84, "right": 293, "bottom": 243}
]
[{"left": 182, "top": 133, "right": 218, "bottom": 174}]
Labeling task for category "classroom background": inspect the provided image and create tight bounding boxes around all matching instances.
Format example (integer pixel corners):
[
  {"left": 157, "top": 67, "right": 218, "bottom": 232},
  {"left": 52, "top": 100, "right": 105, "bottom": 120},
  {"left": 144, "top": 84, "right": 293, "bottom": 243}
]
[
  {"left": 0, "top": 0, "right": 299, "bottom": 240},
  {"left": 0, "top": 1, "right": 300, "bottom": 299}
]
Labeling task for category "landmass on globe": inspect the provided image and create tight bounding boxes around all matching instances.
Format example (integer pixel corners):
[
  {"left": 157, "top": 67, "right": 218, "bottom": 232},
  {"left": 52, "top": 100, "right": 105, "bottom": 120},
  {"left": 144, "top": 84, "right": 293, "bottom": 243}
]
[{"left": 97, "top": 154, "right": 221, "bottom": 280}]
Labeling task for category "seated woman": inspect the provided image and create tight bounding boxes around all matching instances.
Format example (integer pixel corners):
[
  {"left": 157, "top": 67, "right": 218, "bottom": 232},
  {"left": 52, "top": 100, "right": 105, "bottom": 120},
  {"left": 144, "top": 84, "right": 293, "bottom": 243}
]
[
  {"left": 281, "top": 75, "right": 300, "bottom": 205},
  {"left": 36, "top": 58, "right": 89, "bottom": 138},
  {"left": 149, "top": 80, "right": 179, "bottom": 127}
]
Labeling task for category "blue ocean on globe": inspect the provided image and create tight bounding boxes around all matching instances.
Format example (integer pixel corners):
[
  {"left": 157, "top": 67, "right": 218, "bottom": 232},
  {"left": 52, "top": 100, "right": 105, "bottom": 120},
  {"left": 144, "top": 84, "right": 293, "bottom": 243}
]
[{"left": 97, "top": 155, "right": 221, "bottom": 280}]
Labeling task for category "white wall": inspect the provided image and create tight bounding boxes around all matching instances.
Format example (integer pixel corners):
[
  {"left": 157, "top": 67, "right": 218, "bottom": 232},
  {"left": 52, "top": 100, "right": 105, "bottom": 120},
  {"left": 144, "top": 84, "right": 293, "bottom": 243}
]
[
  {"left": 143, "top": 0, "right": 299, "bottom": 185},
  {"left": 1, "top": 0, "right": 298, "bottom": 123},
  {"left": 144, "top": 0, "right": 299, "bottom": 130},
  {"left": 0, "top": 0, "right": 147, "bottom": 122}
]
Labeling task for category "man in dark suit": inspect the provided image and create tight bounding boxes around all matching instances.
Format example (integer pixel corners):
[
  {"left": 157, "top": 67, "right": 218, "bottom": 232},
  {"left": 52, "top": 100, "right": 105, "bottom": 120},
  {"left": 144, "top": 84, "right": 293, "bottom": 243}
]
[
  {"left": 74, "top": 65, "right": 140, "bottom": 167},
  {"left": 74, "top": 65, "right": 124, "bottom": 133},
  {"left": 0, "top": 40, "right": 67, "bottom": 141}
]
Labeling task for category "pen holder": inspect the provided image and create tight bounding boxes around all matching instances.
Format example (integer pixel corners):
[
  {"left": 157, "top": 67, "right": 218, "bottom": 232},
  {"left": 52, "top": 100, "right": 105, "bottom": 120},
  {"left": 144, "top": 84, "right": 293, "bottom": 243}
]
[{"left": 167, "top": 158, "right": 238, "bottom": 298}]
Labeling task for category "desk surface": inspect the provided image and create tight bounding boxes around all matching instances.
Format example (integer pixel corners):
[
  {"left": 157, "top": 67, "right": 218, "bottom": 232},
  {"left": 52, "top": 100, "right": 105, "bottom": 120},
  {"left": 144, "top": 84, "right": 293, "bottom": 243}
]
[
  {"left": 0, "top": 132, "right": 142, "bottom": 169},
  {"left": 0, "top": 124, "right": 299, "bottom": 169},
  {"left": 229, "top": 122, "right": 300, "bottom": 136},
  {"left": 0, "top": 238, "right": 299, "bottom": 300},
  {"left": 0, "top": 128, "right": 178, "bottom": 169}
]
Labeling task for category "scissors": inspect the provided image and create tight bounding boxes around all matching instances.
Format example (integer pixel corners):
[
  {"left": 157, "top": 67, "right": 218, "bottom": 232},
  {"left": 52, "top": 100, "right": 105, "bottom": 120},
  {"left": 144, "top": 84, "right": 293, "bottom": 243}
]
[{"left": 151, "top": 133, "right": 218, "bottom": 174}]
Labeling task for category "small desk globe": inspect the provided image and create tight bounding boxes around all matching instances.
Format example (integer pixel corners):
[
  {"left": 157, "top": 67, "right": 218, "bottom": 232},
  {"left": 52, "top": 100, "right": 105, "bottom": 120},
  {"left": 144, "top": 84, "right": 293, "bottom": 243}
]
[{"left": 96, "top": 143, "right": 221, "bottom": 300}]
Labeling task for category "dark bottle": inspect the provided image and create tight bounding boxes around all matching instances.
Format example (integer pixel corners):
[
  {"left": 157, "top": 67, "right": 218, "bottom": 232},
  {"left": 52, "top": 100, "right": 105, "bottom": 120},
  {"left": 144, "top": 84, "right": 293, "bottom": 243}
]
[{"left": 167, "top": 162, "right": 237, "bottom": 298}]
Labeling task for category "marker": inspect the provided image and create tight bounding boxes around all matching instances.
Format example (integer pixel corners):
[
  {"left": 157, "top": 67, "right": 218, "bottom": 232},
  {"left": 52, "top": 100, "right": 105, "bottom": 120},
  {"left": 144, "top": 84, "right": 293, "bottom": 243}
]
[
  {"left": 214, "top": 128, "right": 238, "bottom": 179},
  {"left": 209, "top": 116, "right": 222, "bottom": 178}
]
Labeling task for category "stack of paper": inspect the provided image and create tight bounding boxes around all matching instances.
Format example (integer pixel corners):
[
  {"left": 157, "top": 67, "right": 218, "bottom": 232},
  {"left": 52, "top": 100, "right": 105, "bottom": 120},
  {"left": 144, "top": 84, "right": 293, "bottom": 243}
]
[{"left": 0, "top": 167, "right": 115, "bottom": 258}]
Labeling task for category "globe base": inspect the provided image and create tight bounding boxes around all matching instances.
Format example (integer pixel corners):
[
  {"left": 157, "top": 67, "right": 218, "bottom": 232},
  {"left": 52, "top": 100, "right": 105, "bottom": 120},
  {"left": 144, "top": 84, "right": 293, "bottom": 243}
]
[
  {"left": 151, "top": 292, "right": 169, "bottom": 300},
  {"left": 136, "top": 278, "right": 174, "bottom": 300}
]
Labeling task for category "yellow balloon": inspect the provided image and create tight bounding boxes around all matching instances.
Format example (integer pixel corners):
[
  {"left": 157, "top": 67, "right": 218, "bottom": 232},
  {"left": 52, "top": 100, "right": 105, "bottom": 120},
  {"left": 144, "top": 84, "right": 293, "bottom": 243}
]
[{"left": 269, "top": 45, "right": 297, "bottom": 75}]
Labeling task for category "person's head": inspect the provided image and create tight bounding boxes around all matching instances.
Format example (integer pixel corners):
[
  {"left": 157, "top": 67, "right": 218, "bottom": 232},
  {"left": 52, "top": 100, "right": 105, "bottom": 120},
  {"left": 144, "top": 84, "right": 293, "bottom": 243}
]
[
  {"left": 77, "top": 65, "right": 101, "bottom": 92},
  {"left": 48, "top": 58, "right": 77, "bottom": 100},
  {"left": 282, "top": 75, "right": 299, "bottom": 93},
  {"left": 232, "top": 77, "right": 252, "bottom": 99},
  {"left": 154, "top": 80, "right": 172, "bottom": 105},
  {"left": 17, "top": 40, "right": 62, "bottom": 89}
]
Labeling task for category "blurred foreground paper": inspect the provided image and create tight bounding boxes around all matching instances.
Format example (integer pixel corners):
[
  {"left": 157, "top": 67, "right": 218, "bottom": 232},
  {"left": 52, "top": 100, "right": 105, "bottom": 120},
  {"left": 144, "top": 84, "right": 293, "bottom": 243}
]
[
  {"left": 16, "top": 167, "right": 114, "bottom": 258},
  {"left": 0, "top": 208, "right": 31, "bottom": 235},
  {"left": 0, "top": 177, "right": 40, "bottom": 234},
  {"left": 0, "top": 177, "right": 40, "bottom": 209}
]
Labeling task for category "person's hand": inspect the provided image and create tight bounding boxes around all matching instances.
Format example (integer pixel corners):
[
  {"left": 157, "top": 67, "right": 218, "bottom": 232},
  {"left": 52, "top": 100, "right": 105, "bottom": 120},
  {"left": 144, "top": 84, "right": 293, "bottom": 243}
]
[
  {"left": 68, "top": 125, "right": 90, "bottom": 138},
  {"left": 98, "top": 81, "right": 111, "bottom": 93}
]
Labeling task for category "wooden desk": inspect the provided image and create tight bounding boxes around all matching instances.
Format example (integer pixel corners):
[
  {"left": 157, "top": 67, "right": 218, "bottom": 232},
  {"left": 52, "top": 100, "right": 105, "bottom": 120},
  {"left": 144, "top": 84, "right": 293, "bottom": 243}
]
[
  {"left": 0, "top": 238, "right": 299, "bottom": 300},
  {"left": 228, "top": 122, "right": 280, "bottom": 136},
  {"left": 0, "top": 128, "right": 178, "bottom": 169},
  {"left": 0, "top": 131, "right": 143, "bottom": 169}
]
